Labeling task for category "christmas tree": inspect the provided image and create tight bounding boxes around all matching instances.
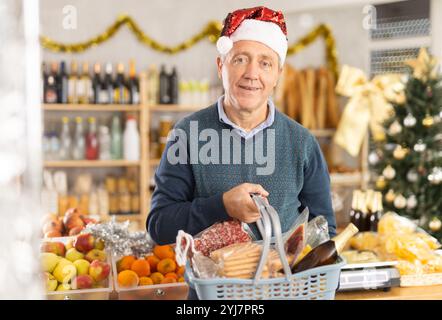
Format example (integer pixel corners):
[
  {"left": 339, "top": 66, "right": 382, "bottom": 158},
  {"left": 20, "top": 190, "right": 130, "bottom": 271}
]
[{"left": 370, "top": 48, "right": 442, "bottom": 238}]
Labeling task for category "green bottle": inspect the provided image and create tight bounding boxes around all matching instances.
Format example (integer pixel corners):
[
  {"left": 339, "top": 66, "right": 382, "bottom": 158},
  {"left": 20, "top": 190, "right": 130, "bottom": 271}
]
[{"left": 111, "top": 115, "right": 122, "bottom": 159}]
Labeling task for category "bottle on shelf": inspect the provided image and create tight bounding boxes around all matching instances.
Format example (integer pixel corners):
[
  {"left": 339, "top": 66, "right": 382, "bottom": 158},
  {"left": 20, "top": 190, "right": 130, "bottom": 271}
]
[
  {"left": 359, "top": 191, "right": 369, "bottom": 232},
  {"left": 58, "top": 61, "right": 68, "bottom": 104},
  {"left": 59, "top": 116, "right": 72, "bottom": 160},
  {"left": 128, "top": 59, "right": 140, "bottom": 105},
  {"left": 147, "top": 64, "right": 159, "bottom": 105},
  {"left": 104, "top": 62, "right": 114, "bottom": 104},
  {"left": 123, "top": 115, "right": 140, "bottom": 161},
  {"left": 68, "top": 61, "right": 79, "bottom": 104},
  {"left": 364, "top": 190, "right": 375, "bottom": 232},
  {"left": 44, "top": 62, "right": 59, "bottom": 104},
  {"left": 85, "top": 117, "right": 99, "bottom": 160},
  {"left": 98, "top": 125, "right": 112, "bottom": 160},
  {"left": 118, "top": 177, "right": 131, "bottom": 215},
  {"left": 114, "top": 63, "right": 128, "bottom": 104},
  {"left": 292, "top": 223, "right": 359, "bottom": 274},
  {"left": 97, "top": 182, "right": 109, "bottom": 219},
  {"left": 92, "top": 62, "right": 103, "bottom": 104},
  {"left": 349, "top": 190, "right": 360, "bottom": 226},
  {"left": 169, "top": 66, "right": 179, "bottom": 104},
  {"left": 106, "top": 176, "right": 119, "bottom": 215},
  {"left": 128, "top": 179, "right": 140, "bottom": 215},
  {"left": 110, "top": 114, "right": 122, "bottom": 160},
  {"left": 42, "top": 62, "right": 48, "bottom": 103},
  {"left": 78, "top": 62, "right": 92, "bottom": 104},
  {"left": 159, "top": 65, "right": 171, "bottom": 104},
  {"left": 369, "top": 192, "right": 384, "bottom": 232},
  {"left": 72, "top": 116, "right": 85, "bottom": 160},
  {"left": 158, "top": 115, "right": 174, "bottom": 156}
]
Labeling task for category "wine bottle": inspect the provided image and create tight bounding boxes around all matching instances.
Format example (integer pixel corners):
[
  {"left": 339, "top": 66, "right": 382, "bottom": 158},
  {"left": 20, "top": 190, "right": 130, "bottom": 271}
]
[
  {"left": 128, "top": 59, "right": 140, "bottom": 105},
  {"left": 45, "top": 62, "right": 59, "bottom": 104},
  {"left": 369, "top": 192, "right": 383, "bottom": 232},
  {"left": 359, "top": 191, "right": 369, "bottom": 232},
  {"left": 59, "top": 117, "right": 72, "bottom": 160},
  {"left": 352, "top": 191, "right": 364, "bottom": 232},
  {"left": 114, "top": 63, "right": 127, "bottom": 104},
  {"left": 72, "top": 117, "right": 85, "bottom": 160},
  {"left": 68, "top": 61, "right": 78, "bottom": 104},
  {"left": 104, "top": 63, "right": 114, "bottom": 104},
  {"left": 291, "top": 223, "right": 359, "bottom": 273},
  {"left": 86, "top": 117, "right": 99, "bottom": 160},
  {"left": 159, "top": 65, "right": 171, "bottom": 104},
  {"left": 58, "top": 61, "right": 68, "bottom": 104},
  {"left": 349, "top": 190, "right": 360, "bottom": 226},
  {"left": 364, "top": 190, "right": 375, "bottom": 232},
  {"left": 78, "top": 62, "right": 92, "bottom": 104},
  {"left": 92, "top": 63, "right": 103, "bottom": 104},
  {"left": 169, "top": 66, "right": 179, "bottom": 104},
  {"left": 42, "top": 62, "right": 48, "bottom": 103}
]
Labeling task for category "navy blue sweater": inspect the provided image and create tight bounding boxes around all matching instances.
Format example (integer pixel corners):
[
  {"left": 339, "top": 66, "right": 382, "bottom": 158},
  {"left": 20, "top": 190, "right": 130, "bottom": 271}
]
[{"left": 147, "top": 104, "right": 336, "bottom": 244}]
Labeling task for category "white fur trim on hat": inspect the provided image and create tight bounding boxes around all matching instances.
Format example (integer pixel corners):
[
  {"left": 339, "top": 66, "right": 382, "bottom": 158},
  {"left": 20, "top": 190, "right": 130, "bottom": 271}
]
[
  {"left": 217, "top": 19, "right": 288, "bottom": 65},
  {"left": 216, "top": 36, "right": 233, "bottom": 55}
]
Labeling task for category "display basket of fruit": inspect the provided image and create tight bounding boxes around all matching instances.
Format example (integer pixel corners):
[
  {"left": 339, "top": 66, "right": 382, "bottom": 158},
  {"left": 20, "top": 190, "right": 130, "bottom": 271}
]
[
  {"left": 112, "top": 244, "right": 189, "bottom": 300},
  {"left": 40, "top": 234, "right": 113, "bottom": 300},
  {"left": 181, "top": 195, "right": 348, "bottom": 300}
]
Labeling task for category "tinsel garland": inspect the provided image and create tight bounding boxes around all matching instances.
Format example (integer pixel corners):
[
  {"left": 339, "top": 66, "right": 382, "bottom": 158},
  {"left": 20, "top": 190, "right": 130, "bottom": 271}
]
[{"left": 84, "top": 217, "right": 155, "bottom": 258}]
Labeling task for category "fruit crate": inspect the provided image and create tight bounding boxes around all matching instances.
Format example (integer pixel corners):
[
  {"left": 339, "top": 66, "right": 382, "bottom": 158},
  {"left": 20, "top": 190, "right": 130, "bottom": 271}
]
[
  {"left": 42, "top": 236, "right": 114, "bottom": 300},
  {"left": 111, "top": 254, "right": 189, "bottom": 300}
]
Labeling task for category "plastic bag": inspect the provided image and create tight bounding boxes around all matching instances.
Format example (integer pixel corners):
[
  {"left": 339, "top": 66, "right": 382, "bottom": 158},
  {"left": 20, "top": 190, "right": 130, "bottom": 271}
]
[
  {"left": 282, "top": 207, "right": 309, "bottom": 268},
  {"left": 306, "top": 215, "right": 330, "bottom": 248}
]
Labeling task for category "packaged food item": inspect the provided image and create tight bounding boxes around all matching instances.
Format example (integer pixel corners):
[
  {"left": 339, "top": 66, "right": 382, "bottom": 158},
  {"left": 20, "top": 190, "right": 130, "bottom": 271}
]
[
  {"left": 341, "top": 250, "right": 380, "bottom": 264},
  {"left": 282, "top": 208, "right": 308, "bottom": 268},
  {"left": 193, "top": 220, "right": 252, "bottom": 257}
]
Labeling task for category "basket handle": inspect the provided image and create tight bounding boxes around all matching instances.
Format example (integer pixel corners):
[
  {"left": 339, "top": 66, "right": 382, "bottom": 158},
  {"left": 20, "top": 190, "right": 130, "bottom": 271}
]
[{"left": 251, "top": 194, "right": 292, "bottom": 283}]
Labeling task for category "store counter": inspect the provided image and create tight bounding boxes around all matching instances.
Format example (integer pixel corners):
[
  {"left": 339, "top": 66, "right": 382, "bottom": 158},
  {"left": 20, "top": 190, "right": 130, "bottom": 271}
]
[{"left": 336, "top": 285, "right": 442, "bottom": 300}]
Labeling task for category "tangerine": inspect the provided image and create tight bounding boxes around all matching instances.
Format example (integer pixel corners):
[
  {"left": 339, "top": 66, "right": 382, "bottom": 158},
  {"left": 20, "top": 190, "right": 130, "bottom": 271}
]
[
  {"left": 131, "top": 259, "right": 151, "bottom": 277},
  {"left": 153, "top": 245, "right": 175, "bottom": 260},
  {"left": 117, "top": 270, "right": 139, "bottom": 288},
  {"left": 116, "top": 256, "right": 136, "bottom": 273},
  {"left": 150, "top": 272, "right": 164, "bottom": 284},
  {"left": 139, "top": 277, "right": 154, "bottom": 286},
  {"left": 157, "top": 258, "right": 177, "bottom": 275},
  {"left": 146, "top": 255, "right": 160, "bottom": 272}
]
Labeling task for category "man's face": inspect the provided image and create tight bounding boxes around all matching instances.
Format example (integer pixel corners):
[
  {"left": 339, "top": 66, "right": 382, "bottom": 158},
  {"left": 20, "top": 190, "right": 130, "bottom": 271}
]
[{"left": 217, "top": 40, "right": 281, "bottom": 113}]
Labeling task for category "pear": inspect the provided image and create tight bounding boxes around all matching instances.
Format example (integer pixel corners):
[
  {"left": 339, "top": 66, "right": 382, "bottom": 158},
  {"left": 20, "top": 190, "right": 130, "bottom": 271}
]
[
  {"left": 41, "top": 252, "right": 61, "bottom": 273},
  {"left": 53, "top": 258, "right": 77, "bottom": 284}
]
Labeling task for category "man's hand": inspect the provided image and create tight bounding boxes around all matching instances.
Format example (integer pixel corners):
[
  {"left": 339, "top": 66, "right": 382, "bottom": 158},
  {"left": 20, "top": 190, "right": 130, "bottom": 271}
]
[{"left": 222, "top": 183, "right": 269, "bottom": 223}]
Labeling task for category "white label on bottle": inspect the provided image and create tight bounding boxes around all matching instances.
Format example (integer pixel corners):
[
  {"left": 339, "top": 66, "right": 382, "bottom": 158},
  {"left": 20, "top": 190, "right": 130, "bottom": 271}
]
[
  {"left": 68, "top": 79, "right": 77, "bottom": 102},
  {"left": 76, "top": 79, "right": 85, "bottom": 98},
  {"left": 99, "top": 90, "right": 109, "bottom": 104}
]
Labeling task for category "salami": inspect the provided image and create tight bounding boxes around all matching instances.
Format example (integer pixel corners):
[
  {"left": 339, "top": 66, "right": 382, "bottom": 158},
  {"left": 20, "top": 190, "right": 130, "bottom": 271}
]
[{"left": 194, "top": 220, "right": 252, "bottom": 256}]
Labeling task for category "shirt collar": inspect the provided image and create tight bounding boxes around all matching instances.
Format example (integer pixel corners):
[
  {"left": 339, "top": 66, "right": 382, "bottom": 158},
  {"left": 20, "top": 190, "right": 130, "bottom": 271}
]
[{"left": 217, "top": 95, "right": 275, "bottom": 140}]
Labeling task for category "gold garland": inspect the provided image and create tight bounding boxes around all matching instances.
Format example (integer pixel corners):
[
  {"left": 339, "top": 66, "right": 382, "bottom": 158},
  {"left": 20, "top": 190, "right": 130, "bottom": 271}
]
[{"left": 40, "top": 15, "right": 338, "bottom": 77}]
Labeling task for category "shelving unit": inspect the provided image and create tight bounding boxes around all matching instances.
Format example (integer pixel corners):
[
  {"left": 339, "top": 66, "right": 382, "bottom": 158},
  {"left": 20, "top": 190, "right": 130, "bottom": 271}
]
[{"left": 43, "top": 160, "right": 140, "bottom": 168}]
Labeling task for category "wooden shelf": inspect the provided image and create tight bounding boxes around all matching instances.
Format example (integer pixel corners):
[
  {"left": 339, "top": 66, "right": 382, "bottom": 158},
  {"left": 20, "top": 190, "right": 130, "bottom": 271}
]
[
  {"left": 311, "top": 129, "right": 335, "bottom": 138},
  {"left": 149, "top": 104, "right": 202, "bottom": 112},
  {"left": 109, "top": 214, "right": 144, "bottom": 222},
  {"left": 330, "top": 172, "right": 363, "bottom": 186},
  {"left": 149, "top": 158, "right": 161, "bottom": 166},
  {"left": 44, "top": 160, "right": 140, "bottom": 168},
  {"left": 42, "top": 104, "right": 141, "bottom": 112}
]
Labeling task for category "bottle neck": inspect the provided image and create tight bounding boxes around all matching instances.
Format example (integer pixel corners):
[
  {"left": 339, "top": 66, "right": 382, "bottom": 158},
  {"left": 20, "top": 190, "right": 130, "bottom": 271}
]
[{"left": 331, "top": 223, "right": 359, "bottom": 254}]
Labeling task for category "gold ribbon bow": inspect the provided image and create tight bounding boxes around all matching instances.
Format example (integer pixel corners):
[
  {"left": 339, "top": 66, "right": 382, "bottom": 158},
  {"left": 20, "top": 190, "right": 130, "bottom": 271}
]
[{"left": 333, "top": 65, "right": 405, "bottom": 157}]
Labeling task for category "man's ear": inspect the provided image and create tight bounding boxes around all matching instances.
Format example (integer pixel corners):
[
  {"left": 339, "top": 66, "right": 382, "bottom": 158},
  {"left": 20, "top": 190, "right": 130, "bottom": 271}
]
[{"left": 216, "top": 56, "right": 223, "bottom": 79}]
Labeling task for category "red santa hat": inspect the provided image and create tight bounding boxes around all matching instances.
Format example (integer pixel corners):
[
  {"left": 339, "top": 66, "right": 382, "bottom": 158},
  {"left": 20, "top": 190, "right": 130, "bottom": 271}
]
[{"left": 216, "top": 6, "right": 288, "bottom": 65}]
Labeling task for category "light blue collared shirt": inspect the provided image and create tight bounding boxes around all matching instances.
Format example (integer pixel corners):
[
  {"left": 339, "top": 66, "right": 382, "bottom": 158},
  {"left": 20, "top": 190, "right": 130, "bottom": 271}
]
[{"left": 216, "top": 95, "right": 275, "bottom": 140}]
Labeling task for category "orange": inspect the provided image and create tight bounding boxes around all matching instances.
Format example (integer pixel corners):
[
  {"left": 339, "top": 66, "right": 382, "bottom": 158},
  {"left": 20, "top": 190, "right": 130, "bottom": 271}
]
[
  {"left": 131, "top": 259, "right": 151, "bottom": 277},
  {"left": 139, "top": 277, "right": 154, "bottom": 286},
  {"left": 157, "top": 258, "right": 177, "bottom": 275},
  {"left": 165, "top": 272, "right": 178, "bottom": 280},
  {"left": 117, "top": 270, "right": 139, "bottom": 288},
  {"left": 178, "top": 277, "right": 185, "bottom": 283},
  {"left": 153, "top": 245, "right": 175, "bottom": 260},
  {"left": 150, "top": 272, "right": 164, "bottom": 284},
  {"left": 146, "top": 255, "right": 160, "bottom": 272},
  {"left": 176, "top": 265, "right": 185, "bottom": 276},
  {"left": 161, "top": 277, "right": 177, "bottom": 284},
  {"left": 117, "top": 256, "right": 136, "bottom": 273}
]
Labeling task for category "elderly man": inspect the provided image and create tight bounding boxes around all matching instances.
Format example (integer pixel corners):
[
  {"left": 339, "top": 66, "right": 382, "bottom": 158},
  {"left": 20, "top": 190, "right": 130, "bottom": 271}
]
[{"left": 147, "top": 6, "right": 336, "bottom": 249}]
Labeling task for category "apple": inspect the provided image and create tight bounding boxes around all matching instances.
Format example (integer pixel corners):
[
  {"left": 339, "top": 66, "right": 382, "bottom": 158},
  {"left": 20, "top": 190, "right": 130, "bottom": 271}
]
[
  {"left": 42, "top": 220, "right": 63, "bottom": 234},
  {"left": 88, "top": 260, "right": 110, "bottom": 282},
  {"left": 53, "top": 258, "right": 77, "bottom": 283},
  {"left": 43, "top": 272, "right": 58, "bottom": 292},
  {"left": 44, "top": 230, "right": 62, "bottom": 238},
  {"left": 65, "top": 248, "right": 84, "bottom": 262},
  {"left": 85, "top": 249, "right": 107, "bottom": 263},
  {"left": 74, "top": 233, "right": 95, "bottom": 253},
  {"left": 40, "top": 241, "right": 66, "bottom": 257},
  {"left": 41, "top": 252, "right": 61, "bottom": 273},
  {"left": 94, "top": 239, "right": 105, "bottom": 250},
  {"left": 71, "top": 275, "right": 94, "bottom": 290},
  {"left": 65, "top": 239, "right": 74, "bottom": 250},
  {"left": 63, "top": 208, "right": 85, "bottom": 231},
  {"left": 56, "top": 283, "right": 71, "bottom": 291},
  {"left": 68, "top": 226, "right": 84, "bottom": 236},
  {"left": 80, "top": 215, "right": 97, "bottom": 226},
  {"left": 41, "top": 213, "right": 58, "bottom": 226},
  {"left": 73, "top": 259, "right": 90, "bottom": 275}
]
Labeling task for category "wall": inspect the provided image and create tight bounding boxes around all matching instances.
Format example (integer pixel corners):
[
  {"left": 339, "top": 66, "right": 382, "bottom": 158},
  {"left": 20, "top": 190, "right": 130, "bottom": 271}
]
[{"left": 39, "top": 0, "right": 371, "bottom": 83}]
